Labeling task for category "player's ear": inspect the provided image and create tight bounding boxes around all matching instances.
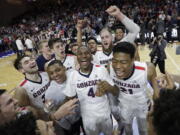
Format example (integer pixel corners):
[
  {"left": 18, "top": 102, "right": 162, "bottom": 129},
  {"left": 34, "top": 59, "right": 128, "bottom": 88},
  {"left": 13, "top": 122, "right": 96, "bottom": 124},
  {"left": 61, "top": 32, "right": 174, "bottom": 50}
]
[{"left": 19, "top": 68, "right": 25, "bottom": 74}]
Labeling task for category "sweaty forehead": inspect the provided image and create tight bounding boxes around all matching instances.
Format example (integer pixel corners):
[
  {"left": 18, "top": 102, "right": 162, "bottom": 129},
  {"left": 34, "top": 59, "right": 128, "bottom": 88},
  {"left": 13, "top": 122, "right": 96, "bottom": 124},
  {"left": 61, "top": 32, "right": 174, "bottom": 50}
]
[
  {"left": 100, "top": 30, "right": 111, "bottom": 36},
  {"left": 21, "top": 56, "right": 31, "bottom": 62},
  {"left": 77, "top": 46, "right": 90, "bottom": 53},
  {"left": 116, "top": 28, "right": 124, "bottom": 33},
  {"left": 54, "top": 42, "right": 63, "bottom": 46},
  {"left": 48, "top": 63, "right": 62, "bottom": 70},
  {"left": 113, "top": 52, "right": 131, "bottom": 60}
]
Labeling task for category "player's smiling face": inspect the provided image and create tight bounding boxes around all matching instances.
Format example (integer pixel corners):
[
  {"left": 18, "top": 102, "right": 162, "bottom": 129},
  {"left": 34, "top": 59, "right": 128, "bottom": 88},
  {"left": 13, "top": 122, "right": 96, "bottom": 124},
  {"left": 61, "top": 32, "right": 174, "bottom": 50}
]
[
  {"left": 20, "top": 56, "right": 38, "bottom": 74},
  {"left": 112, "top": 52, "right": 134, "bottom": 79},
  {"left": 47, "top": 63, "right": 66, "bottom": 84},
  {"left": 115, "top": 28, "right": 124, "bottom": 41},
  {"left": 77, "top": 46, "right": 92, "bottom": 73}
]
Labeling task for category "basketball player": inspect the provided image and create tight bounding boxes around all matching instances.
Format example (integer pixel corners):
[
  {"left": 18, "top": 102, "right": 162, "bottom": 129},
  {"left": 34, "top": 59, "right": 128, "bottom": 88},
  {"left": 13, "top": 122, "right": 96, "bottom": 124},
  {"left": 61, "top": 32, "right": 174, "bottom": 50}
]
[
  {"left": 14, "top": 55, "right": 50, "bottom": 109},
  {"left": 97, "top": 42, "right": 159, "bottom": 135},
  {"left": 13, "top": 55, "right": 77, "bottom": 121},
  {"left": 0, "top": 89, "right": 76, "bottom": 135},
  {"left": 114, "top": 26, "right": 140, "bottom": 61},
  {"left": 47, "top": 38, "right": 79, "bottom": 70},
  {"left": 114, "top": 26, "right": 125, "bottom": 43},
  {"left": 63, "top": 46, "right": 118, "bottom": 135},
  {"left": 93, "top": 5, "right": 140, "bottom": 67},
  {"left": 36, "top": 40, "right": 53, "bottom": 71},
  {"left": 45, "top": 60, "right": 82, "bottom": 135},
  {"left": 0, "top": 89, "right": 19, "bottom": 126}
]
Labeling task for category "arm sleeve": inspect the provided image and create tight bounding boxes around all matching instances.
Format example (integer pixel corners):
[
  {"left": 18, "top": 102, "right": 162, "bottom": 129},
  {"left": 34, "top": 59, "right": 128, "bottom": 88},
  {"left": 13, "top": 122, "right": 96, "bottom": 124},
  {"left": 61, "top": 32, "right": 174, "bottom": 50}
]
[
  {"left": 63, "top": 71, "right": 77, "bottom": 97},
  {"left": 120, "top": 16, "right": 140, "bottom": 44}
]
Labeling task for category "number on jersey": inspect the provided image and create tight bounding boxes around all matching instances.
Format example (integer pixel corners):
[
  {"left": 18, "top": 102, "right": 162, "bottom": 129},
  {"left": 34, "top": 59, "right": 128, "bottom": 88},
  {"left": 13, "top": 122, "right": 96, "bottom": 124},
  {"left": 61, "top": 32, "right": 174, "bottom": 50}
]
[
  {"left": 41, "top": 94, "right": 45, "bottom": 103},
  {"left": 120, "top": 87, "right": 133, "bottom": 94},
  {"left": 88, "top": 87, "right": 95, "bottom": 97}
]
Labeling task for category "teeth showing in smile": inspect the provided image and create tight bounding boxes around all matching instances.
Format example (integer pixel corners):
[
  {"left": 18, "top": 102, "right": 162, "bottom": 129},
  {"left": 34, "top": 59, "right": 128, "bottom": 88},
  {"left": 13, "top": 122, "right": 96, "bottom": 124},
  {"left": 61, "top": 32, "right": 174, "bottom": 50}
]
[{"left": 116, "top": 70, "right": 124, "bottom": 77}]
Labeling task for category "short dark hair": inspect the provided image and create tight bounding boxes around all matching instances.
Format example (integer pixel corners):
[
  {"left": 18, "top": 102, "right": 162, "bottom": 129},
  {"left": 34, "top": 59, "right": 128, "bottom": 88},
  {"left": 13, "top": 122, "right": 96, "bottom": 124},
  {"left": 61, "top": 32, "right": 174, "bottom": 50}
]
[
  {"left": 48, "top": 38, "right": 63, "bottom": 49},
  {"left": 115, "top": 26, "right": 125, "bottom": 33},
  {"left": 87, "top": 37, "right": 98, "bottom": 44},
  {"left": 0, "top": 112, "right": 37, "bottom": 135},
  {"left": 14, "top": 55, "right": 29, "bottom": 70},
  {"left": 113, "top": 42, "right": 136, "bottom": 58},
  {"left": 153, "top": 89, "right": 180, "bottom": 135},
  {"left": 47, "top": 60, "right": 64, "bottom": 69},
  {"left": 0, "top": 89, "right": 6, "bottom": 96}
]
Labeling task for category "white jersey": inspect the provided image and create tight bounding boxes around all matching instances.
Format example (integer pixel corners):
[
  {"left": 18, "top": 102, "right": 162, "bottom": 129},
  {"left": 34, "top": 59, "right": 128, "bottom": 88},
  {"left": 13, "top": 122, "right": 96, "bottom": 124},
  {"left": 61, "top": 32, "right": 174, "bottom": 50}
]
[
  {"left": 45, "top": 81, "right": 66, "bottom": 106},
  {"left": 20, "top": 72, "right": 50, "bottom": 109},
  {"left": 114, "top": 16, "right": 140, "bottom": 45},
  {"left": 110, "top": 61, "right": 149, "bottom": 102},
  {"left": 25, "top": 38, "right": 33, "bottom": 49},
  {"left": 47, "top": 54, "right": 76, "bottom": 70},
  {"left": 62, "top": 54, "right": 77, "bottom": 70},
  {"left": 93, "top": 51, "right": 113, "bottom": 67},
  {"left": 63, "top": 64, "right": 113, "bottom": 118},
  {"left": 45, "top": 70, "right": 80, "bottom": 130},
  {"left": 16, "top": 39, "right": 24, "bottom": 50},
  {"left": 109, "top": 61, "right": 151, "bottom": 123}
]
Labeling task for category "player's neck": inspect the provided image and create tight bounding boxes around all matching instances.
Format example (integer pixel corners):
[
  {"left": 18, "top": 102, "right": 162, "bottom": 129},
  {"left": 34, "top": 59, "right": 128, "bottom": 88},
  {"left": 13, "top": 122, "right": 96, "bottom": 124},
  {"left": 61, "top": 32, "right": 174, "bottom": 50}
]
[
  {"left": 123, "top": 64, "right": 135, "bottom": 80},
  {"left": 43, "top": 53, "right": 52, "bottom": 60},
  {"left": 55, "top": 54, "right": 65, "bottom": 61},
  {"left": 25, "top": 73, "right": 41, "bottom": 82},
  {"left": 103, "top": 46, "right": 112, "bottom": 54},
  {"left": 80, "top": 64, "right": 93, "bottom": 74}
]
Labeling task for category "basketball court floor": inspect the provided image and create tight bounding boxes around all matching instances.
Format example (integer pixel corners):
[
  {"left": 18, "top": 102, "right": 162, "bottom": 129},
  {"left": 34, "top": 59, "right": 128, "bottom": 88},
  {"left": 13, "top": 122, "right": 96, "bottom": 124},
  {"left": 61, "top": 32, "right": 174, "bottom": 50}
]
[{"left": 0, "top": 44, "right": 180, "bottom": 91}]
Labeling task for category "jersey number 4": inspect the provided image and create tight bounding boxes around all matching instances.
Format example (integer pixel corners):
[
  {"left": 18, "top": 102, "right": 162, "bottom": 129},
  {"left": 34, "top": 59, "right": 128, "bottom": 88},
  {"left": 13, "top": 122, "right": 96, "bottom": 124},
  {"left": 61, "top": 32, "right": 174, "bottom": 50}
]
[{"left": 88, "top": 88, "right": 95, "bottom": 97}]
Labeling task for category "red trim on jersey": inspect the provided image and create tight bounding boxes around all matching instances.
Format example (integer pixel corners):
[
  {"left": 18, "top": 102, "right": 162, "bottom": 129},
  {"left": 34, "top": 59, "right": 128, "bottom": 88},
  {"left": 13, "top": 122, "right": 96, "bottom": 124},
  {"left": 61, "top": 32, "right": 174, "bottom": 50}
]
[
  {"left": 67, "top": 54, "right": 74, "bottom": 56},
  {"left": 20, "top": 80, "right": 27, "bottom": 86},
  {"left": 95, "top": 65, "right": 100, "bottom": 67},
  {"left": 135, "top": 66, "right": 145, "bottom": 71}
]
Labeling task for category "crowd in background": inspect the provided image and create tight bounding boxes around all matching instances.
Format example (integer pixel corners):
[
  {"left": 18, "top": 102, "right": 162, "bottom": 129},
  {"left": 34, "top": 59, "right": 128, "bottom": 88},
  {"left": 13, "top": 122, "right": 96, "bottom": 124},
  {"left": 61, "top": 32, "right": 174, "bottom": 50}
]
[
  {"left": 0, "top": 0, "right": 180, "bottom": 135},
  {"left": 0, "top": 0, "right": 179, "bottom": 53}
]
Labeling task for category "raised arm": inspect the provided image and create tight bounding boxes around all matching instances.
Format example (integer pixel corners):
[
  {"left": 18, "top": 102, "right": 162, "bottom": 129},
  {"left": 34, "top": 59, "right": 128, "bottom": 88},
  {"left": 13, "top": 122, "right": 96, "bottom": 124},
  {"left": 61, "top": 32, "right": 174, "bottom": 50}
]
[
  {"left": 76, "top": 19, "right": 84, "bottom": 46},
  {"left": 147, "top": 62, "right": 159, "bottom": 100},
  {"left": 106, "top": 5, "right": 140, "bottom": 43}
]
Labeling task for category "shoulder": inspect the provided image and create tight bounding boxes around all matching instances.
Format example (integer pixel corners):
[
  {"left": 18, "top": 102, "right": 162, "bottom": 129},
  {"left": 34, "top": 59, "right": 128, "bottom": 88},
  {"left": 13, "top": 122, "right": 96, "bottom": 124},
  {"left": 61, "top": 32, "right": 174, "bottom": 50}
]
[
  {"left": 94, "top": 50, "right": 103, "bottom": 55},
  {"left": 134, "top": 61, "right": 146, "bottom": 71},
  {"left": 19, "top": 79, "right": 28, "bottom": 87},
  {"left": 67, "top": 54, "right": 75, "bottom": 57},
  {"left": 94, "top": 64, "right": 107, "bottom": 72},
  {"left": 36, "top": 55, "right": 44, "bottom": 61},
  {"left": 66, "top": 69, "right": 78, "bottom": 79},
  {"left": 40, "top": 72, "right": 49, "bottom": 77},
  {"left": 146, "top": 62, "right": 156, "bottom": 75}
]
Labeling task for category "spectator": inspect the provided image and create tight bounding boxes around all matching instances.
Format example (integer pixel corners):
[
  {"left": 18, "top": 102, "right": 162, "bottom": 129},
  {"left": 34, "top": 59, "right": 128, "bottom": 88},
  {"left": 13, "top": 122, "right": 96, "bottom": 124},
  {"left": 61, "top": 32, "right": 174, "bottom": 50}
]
[{"left": 149, "top": 34, "right": 167, "bottom": 74}]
